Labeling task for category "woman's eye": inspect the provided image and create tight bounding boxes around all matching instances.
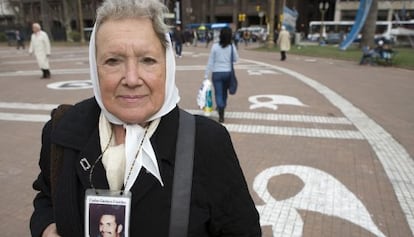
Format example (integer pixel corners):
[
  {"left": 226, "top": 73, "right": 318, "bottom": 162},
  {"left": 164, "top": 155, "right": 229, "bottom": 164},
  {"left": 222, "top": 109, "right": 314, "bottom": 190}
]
[
  {"left": 141, "top": 57, "right": 156, "bottom": 65},
  {"left": 105, "top": 58, "right": 120, "bottom": 66}
]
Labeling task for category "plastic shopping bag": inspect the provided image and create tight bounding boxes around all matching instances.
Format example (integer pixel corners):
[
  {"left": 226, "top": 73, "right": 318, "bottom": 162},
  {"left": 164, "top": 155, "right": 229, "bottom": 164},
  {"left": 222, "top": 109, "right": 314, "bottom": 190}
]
[{"left": 197, "top": 79, "right": 213, "bottom": 116}]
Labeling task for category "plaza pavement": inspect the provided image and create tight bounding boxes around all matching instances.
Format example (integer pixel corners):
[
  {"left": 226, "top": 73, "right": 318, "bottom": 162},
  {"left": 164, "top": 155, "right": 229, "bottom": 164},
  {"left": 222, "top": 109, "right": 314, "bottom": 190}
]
[{"left": 0, "top": 42, "right": 413, "bottom": 237}]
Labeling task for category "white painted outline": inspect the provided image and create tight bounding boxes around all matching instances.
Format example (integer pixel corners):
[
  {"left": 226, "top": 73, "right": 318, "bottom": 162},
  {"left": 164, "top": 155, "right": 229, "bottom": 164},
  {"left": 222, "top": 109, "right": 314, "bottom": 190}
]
[
  {"left": 254, "top": 165, "right": 386, "bottom": 237},
  {"left": 242, "top": 58, "right": 414, "bottom": 235},
  {"left": 46, "top": 80, "right": 93, "bottom": 90},
  {"left": 248, "top": 94, "right": 307, "bottom": 110}
]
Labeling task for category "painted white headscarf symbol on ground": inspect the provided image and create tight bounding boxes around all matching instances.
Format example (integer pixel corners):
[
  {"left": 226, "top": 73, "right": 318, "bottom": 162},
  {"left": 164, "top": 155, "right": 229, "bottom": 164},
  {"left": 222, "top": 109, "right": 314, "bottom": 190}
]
[
  {"left": 249, "top": 95, "right": 307, "bottom": 110},
  {"left": 254, "top": 165, "right": 386, "bottom": 237}
]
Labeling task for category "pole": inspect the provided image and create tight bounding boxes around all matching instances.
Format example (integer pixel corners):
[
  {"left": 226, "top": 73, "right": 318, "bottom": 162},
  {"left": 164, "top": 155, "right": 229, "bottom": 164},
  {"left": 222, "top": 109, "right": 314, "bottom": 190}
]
[
  {"left": 319, "top": 1, "right": 329, "bottom": 45},
  {"left": 77, "top": 0, "right": 85, "bottom": 43},
  {"left": 281, "top": 0, "right": 286, "bottom": 28},
  {"left": 175, "top": 1, "right": 181, "bottom": 25},
  {"left": 320, "top": 9, "right": 325, "bottom": 44},
  {"left": 267, "top": 0, "right": 275, "bottom": 48}
]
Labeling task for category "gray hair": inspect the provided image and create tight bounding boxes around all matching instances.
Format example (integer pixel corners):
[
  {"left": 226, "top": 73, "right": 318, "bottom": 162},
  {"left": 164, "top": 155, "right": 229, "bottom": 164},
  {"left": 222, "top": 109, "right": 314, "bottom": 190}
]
[
  {"left": 32, "top": 23, "right": 41, "bottom": 30},
  {"left": 95, "top": 0, "right": 170, "bottom": 48}
]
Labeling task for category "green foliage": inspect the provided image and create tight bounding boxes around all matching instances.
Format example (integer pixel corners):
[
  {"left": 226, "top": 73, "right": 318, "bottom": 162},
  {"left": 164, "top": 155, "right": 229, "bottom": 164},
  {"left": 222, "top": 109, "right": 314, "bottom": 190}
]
[
  {"left": 68, "top": 31, "right": 81, "bottom": 42},
  {"left": 0, "top": 32, "right": 7, "bottom": 42},
  {"left": 391, "top": 49, "right": 414, "bottom": 69}
]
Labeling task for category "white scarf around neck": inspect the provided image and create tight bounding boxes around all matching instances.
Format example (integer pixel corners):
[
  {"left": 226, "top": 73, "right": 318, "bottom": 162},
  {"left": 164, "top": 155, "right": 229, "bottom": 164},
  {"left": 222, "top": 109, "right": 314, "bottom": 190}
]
[{"left": 99, "top": 114, "right": 162, "bottom": 191}]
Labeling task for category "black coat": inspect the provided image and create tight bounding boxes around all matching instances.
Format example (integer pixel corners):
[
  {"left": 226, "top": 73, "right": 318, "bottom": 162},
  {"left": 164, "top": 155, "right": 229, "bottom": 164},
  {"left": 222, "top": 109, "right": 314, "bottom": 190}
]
[{"left": 30, "top": 97, "right": 261, "bottom": 237}]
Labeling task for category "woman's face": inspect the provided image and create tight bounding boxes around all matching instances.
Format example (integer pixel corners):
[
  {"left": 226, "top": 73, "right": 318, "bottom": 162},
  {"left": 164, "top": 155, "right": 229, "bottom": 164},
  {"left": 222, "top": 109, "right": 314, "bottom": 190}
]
[{"left": 96, "top": 18, "right": 166, "bottom": 124}]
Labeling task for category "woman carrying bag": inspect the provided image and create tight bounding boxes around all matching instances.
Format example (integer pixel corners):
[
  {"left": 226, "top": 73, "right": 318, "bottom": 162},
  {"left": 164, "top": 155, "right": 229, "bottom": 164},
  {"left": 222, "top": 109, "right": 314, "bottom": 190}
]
[{"left": 204, "top": 27, "right": 239, "bottom": 123}]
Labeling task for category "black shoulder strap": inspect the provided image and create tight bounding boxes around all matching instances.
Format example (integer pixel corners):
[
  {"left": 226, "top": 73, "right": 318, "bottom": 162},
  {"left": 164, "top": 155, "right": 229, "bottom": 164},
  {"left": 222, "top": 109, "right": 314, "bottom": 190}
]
[
  {"left": 50, "top": 104, "right": 73, "bottom": 201},
  {"left": 230, "top": 44, "right": 235, "bottom": 69},
  {"left": 168, "top": 109, "right": 196, "bottom": 237}
]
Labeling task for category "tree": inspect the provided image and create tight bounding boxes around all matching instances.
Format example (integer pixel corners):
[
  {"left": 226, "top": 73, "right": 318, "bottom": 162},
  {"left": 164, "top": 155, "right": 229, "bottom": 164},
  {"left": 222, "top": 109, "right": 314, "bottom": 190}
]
[
  {"left": 360, "top": 0, "right": 378, "bottom": 48},
  {"left": 77, "top": 0, "right": 85, "bottom": 43},
  {"left": 267, "top": 0, "right": 275, "bottom": 48},
  {"left": 62, "top": 0, "right": 74, "bottom": 42},
  {"left": 7, "top": 0, "right": 24, "bottom": 27},
  {"left": 40, "top": 0, "right": 52, "bottom": 38}
]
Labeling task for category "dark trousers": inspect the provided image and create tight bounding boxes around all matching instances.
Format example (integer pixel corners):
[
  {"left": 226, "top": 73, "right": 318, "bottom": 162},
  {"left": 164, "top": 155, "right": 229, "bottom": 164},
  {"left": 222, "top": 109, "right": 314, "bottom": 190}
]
[
  {"left": 175, "top": 42, "right": 183, "bottom": 56},
  {"left": 280, "top": 51, "right": 287, "bottom": 61},
  {"left": 16, "top": 40, "right": 25, "bottom": 50}
]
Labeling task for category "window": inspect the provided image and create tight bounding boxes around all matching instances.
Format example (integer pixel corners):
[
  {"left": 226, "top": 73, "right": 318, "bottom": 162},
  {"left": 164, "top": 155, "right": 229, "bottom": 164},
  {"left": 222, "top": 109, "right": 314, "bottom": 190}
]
[{"left": 217, "top": 0, "right": 232, "bottom": 5}]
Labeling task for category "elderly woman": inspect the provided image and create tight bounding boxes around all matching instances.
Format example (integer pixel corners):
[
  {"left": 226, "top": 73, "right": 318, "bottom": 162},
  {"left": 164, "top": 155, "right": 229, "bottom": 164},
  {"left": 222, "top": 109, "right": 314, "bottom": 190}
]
[
  {"left": 29, "top": 23, "right": 52, "bottom": 79},
  {"left": 276, "top": 25, "right": 291, "bottom": 61},
  {"left": 30, "top": 0, "right": 261, "bottom": 237}
]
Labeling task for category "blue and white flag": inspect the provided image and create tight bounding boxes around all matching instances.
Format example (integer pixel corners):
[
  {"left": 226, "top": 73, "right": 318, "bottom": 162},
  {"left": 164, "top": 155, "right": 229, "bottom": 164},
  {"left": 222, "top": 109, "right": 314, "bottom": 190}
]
[{"left": 283, "top": 6, "right": 299, "bottom": 32}]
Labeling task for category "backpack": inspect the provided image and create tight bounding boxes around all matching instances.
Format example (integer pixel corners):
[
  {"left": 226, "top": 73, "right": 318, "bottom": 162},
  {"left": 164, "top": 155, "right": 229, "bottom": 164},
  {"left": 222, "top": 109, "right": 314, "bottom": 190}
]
[{"left": 50, "top": 104, "right": 73, "bottom": 199}]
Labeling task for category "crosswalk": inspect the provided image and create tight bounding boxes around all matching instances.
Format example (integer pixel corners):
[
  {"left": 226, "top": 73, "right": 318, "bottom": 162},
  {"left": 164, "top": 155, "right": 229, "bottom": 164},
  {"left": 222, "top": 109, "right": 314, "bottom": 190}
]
[
  {"left": 0, "top": 49, "right": 364, "bottom": 140},
  {"left": 0, "top": 102, "right": 363, "bottom": 140}
]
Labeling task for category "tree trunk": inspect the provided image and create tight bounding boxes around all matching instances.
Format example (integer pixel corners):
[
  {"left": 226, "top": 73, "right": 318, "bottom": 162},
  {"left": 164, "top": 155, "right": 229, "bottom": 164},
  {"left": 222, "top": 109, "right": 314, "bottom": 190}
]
[
  {"left": 360, "top": 0, "right": 378, "bottom": 48},
  {"left": 62, "top": 0, "right": 74, "bottom": 42},
  {"left": 267, "top": 0, "right": 275, "bottom": 49},
  {"left": 40, "top": 0, "right": 52, "bottom": 40}
]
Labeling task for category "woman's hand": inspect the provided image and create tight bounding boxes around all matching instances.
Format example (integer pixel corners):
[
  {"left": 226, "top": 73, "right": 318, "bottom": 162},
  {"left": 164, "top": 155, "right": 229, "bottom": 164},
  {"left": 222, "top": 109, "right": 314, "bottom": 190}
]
[{"left": 42, "top": 223, "right": 61, "bottom": 237}]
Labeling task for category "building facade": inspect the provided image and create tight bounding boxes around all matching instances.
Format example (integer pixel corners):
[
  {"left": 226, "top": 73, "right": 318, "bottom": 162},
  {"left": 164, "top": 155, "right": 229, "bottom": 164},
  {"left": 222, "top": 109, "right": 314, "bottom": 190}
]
[
  {"left": 3, "top": 0, "right": 413, "bottom": 40},
  {"left": 177, "top": 0, "right": 413, "bottom": 32},
  {"left": 177, "top": 0, "right": 327, "bottom": 33},
  {"left": 336, "top": 0, "right": 414, "bottom": 21}
]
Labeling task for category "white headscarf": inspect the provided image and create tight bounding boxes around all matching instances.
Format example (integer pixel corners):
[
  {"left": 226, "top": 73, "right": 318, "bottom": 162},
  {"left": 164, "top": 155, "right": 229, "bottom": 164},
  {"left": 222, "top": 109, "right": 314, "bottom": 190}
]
[{"left": 89, "top": 23, "right": 180, "bottom": 190}]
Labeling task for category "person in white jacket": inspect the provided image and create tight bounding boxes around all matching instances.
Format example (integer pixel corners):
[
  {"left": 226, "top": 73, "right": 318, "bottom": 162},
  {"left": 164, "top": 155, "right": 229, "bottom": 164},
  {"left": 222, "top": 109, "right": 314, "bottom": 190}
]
[
  {"left": 29, "top": 23, "right": 51, "bottom": 79},
  {"left": 276, "top": 25, "right": 291, "bottom": 61}
]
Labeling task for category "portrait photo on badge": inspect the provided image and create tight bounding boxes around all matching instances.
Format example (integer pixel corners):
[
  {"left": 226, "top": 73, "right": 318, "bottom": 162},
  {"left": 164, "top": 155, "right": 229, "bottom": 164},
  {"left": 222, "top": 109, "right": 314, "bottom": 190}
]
[{"left": 85, "top": 189, "right": 131, "bottom": 237}]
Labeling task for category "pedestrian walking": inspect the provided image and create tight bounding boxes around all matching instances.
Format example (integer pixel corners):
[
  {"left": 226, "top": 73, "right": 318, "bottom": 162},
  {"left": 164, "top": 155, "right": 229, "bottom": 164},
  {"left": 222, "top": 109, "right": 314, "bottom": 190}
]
[
  {"left": 277, "top": 25, "right": 291, "bottom": 61},
  {"left": 205, "top": 30, "right": 212, "bottom": 48},
  {"left": 243, "top": 30, "right": 250, "bottom": 47},
  {"left": 29, "top": 23, "right": 52, "bottom": 79},
  {"left": 30, "top": 0, "right": 261, "bottom": 236},
  {"left": 233, "top": 31, "right": 240, "bottom": 49},
  {"left": 15, "top": 30, "right": 25, "bottom": 50},
  {"left": 204, "top": 27, "right": 239, "bottom": 123},
  {"left": 173, "top": 25, "right": 184, "bottom": 58},
  {"left": 192, "top": 29, "right": 198, "bottom": 47}
]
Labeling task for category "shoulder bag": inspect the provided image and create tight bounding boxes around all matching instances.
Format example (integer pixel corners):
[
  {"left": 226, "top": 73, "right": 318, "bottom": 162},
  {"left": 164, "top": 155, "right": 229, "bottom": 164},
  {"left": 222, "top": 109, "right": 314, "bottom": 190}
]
[{"left": 229, "top": 44, "right": 238, "bottom": 95}]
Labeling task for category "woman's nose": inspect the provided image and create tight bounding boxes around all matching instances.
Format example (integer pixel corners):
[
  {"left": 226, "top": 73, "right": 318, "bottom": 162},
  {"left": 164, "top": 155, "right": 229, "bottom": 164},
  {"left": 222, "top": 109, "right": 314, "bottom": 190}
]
[{"left": 123, "top": 60, "right": 142, "bottom": 86}]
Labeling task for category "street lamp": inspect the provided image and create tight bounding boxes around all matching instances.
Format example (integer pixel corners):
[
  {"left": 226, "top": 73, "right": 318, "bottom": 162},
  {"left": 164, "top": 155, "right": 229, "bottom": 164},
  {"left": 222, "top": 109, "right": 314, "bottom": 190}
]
[
  {"left": 256, "top": 5, "right": 264, "bottom": 27},
  {"left": 258, "top": 11, "right": 264, "bottom": 27},
  {"left": 319, "top": 1, "right": 329, "bottom": 45}
]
